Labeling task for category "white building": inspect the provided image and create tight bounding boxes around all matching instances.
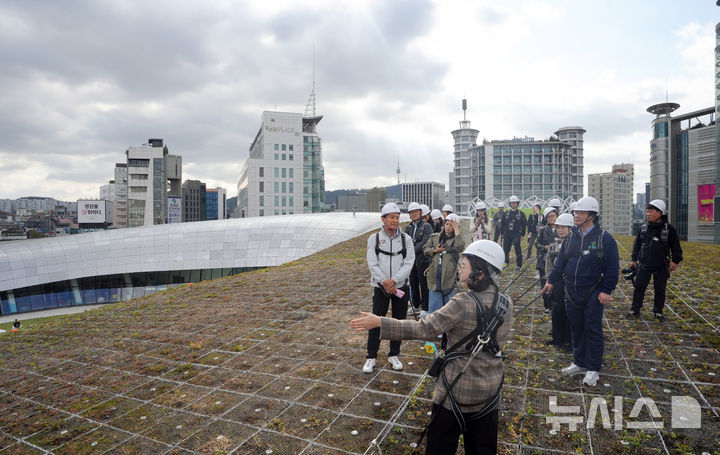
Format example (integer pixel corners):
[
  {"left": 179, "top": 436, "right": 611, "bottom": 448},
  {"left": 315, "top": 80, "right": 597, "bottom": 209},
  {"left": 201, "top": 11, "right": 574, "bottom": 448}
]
[
  {"left": 402, "top": 182, "right": 445, "bottom": 210},
  {"left": 125, "top": 139, "right": 182, "bottom": 227},
  {"left": 99, "top": 163, "right": 128, "bottom": 228},
  {"left": 237, "top": 111, "right": 325, "bottom": 217},
  {"left": 588, "top": 163, "right": 634, "bottom": 236}
]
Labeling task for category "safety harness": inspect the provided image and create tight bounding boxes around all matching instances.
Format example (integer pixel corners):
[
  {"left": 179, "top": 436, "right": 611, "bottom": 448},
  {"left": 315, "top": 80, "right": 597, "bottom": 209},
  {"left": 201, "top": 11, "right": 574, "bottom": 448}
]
[
  {"left": 639, "top": 222, "right": 671, "bottom": 263},
  {"left": 424, "top": 290, "right": 510, "bottom": 434},
  {"left": 374, "top": 231, "right": 407, "bottom": 259}
]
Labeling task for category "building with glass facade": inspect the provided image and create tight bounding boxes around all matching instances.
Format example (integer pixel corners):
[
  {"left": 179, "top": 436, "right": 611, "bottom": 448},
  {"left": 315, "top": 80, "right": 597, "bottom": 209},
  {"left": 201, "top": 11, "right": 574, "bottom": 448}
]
[
  {"left": 237, "top": 111, "right": 325, "bottom": 217},
  {"left": 402, "top": 182, "right": 445, "bottom": 210},
  {"left": 647, "top": 103, "right": 716, "bottom": 243},
  {"left": 206, "top": 187, "right": 227, "bottom": 220},
  {"left": 126, "top": 139, "right": 182, "bottom": 227},
  {"left": 0, "top": 212, "right": 395, "bottom": 315}
]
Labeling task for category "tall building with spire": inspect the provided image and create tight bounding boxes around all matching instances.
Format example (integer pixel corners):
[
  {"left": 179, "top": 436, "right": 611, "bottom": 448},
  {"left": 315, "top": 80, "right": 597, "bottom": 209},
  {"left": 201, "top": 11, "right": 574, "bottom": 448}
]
[
  {"left": 449, "top": 99, "right": 480, "bottom": 214},
  {"left": 396, "top": 156, "right": 401, "bottom": 185}
]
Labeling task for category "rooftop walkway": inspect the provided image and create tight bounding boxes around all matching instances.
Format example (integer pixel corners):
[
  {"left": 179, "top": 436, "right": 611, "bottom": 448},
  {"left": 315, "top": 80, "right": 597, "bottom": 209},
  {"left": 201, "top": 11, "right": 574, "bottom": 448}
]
[{"left": 0, "top": 230, "right": 718, "bottom": 454}]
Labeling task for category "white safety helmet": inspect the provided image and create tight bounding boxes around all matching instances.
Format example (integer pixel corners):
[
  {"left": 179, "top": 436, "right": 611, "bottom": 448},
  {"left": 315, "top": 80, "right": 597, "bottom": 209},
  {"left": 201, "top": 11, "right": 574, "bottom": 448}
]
[
  {"left": 497, "top": 202, "right": 505, "bottom": 208},
  {"left": 381, "top": 202, "right": 401, "bottom": 216},
  {"left": 508, "top": 195, "right": 520, "bottom": 203},
  {"left": 647, "top": 199, "right": 666, "bottom": 214},
  {"left": 407, "top": 202, "right": 421, "bottom": 213},
  {"left": 573, "top": 196, "right": 599, "bottom": 213},
  {"left": 548, "top": 197, "right": 563, "bottom": 208},
  {"left": 445, "top": 213, "right": 460, "bottom": 224},
  {"left": 461, "top": 240, "right": 505, "bottom": 275},
  {"left": 555, "top": 213, "right": 575, "bottom": 227},
  {"left": 441, "top": 204, "right": 454, "bottom": 213},
  {"left": 543, "top": 207, "right": 558, "bottom": 217},
  {"left": 476, "top": 201, "right": 487, "bottom": 210},
  {"left": 419, "top": 204, "right": 431, "bottom": 216},
  {"left": 568, "top": 202, "right": 577, "bottom": 212},
  {"left": 430, "top": 209, "right": 442, "bottom": 220}
]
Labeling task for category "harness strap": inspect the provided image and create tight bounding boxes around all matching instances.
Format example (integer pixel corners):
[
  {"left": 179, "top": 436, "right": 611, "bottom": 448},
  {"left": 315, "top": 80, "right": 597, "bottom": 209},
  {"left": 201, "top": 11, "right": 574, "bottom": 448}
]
[{"left": 374, "top": 232, "right": 407, "bottom": 259}]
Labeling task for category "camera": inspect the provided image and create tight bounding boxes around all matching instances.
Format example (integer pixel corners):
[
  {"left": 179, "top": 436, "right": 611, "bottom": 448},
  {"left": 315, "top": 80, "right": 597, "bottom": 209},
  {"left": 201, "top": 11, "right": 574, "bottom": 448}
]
[
  {"left": 622, "top": 266, "right": 637, "bottom": 281},
  {"left": 427, "top": 355, "right": 446, "bottom": 378}
]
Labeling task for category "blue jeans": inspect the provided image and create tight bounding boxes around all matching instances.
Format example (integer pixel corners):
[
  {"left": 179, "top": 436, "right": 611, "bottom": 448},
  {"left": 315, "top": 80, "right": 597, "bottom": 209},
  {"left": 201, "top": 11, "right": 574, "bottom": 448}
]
[{"left": 429, "top": 289, "right": 455, "bottom": 313}]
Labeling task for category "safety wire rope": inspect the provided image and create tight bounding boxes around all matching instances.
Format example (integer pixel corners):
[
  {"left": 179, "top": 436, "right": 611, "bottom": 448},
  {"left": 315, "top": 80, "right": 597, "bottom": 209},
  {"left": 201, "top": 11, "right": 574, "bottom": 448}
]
[{"left": 616, "top": 241, "right": 720, "bottom": 422}]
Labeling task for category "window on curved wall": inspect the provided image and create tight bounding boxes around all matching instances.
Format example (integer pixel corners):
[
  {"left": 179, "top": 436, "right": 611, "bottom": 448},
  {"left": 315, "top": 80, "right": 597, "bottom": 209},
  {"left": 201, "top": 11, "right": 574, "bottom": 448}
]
[
  {"left": 27, "top": 285, "right": 45, "bottom": 311},
  {"left": 653, "top": 122, "right": 668, "bottom": 139},
  {"left": 14, "top": 289, "right": 31, "bottom": 313}
]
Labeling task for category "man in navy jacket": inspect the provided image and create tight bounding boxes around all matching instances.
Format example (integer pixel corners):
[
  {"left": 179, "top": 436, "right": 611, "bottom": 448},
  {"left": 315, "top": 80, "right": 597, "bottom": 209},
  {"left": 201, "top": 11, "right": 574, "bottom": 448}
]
[{"left": 542, "top": 196, "right": 619, "bottom": 387}]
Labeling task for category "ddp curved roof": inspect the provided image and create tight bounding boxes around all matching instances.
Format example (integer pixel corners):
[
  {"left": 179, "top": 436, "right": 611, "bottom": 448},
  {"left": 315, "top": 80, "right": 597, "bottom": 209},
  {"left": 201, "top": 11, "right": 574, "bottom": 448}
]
[{"left": 0, "top": 212, "right": 403, "bottom": 293}]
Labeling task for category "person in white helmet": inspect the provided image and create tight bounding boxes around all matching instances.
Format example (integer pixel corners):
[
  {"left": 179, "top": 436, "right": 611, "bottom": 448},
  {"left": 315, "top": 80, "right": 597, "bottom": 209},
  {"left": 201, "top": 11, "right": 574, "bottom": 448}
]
[
  {"left": 473, "top": 202, "right": 491, "bottom": 240},
  {"left": 626, "top": 199, "right": 683, "bottom": 322},
  {"left": 351, "top": 240, "right": 513, "bottom": 454},
  {"left": 526, "top": 202, "right": 543, "bottom": 259},
  {"left": 545, "top": 213, "right": 574, "bottom": 350},
  {"left": 542, "top": 196, "right": 619, "bottom": 387},
  {"left": 441, "top": 204, "right": 454, "bottom": 220},
  {"left": 500, "top": 195, "right": 527, "bottom": 270},
  {"left": 363, "top": 203, "right": 416, "bottom": 373},
  {"left": 535, "top": 207, "right": 559, "bottom": 315},
  {"left": 492, "top": 202, "right": 505, "bottom": 243},
  {"left": 424, "top": 213, "right": 465, "bottom": 315},
  {"left": 405, "top": 202, "right": 434, "bottom": 318},
  {"left": 430, "top": 209, "right": 443, "bottom": 233},
  {"left": 420, "top": 204, "right": 432, "bottom": 224}
]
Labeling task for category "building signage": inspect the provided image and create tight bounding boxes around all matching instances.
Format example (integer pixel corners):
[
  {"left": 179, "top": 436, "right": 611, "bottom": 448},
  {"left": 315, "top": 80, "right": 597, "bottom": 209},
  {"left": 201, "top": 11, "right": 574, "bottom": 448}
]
[
  {"left": 698, "top": 184, "right": 715, "bottom": 223},
  {"left": 168, "top": 196, "right": 181, "bottom": 223},
  {"left": 264, "top": 125, "right": 295, "bottom": 133},
  {"left": 78, "top": 200, "right": 106, "bottom": 224}
]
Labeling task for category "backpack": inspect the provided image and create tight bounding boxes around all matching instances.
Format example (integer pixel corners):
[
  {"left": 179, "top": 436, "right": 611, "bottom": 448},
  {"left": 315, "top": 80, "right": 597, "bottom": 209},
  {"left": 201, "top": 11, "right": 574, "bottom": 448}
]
[
  {"left": 639, "top": 222, "right": 670, "bottom": 260},
  {"left": 374, "top": 232, "right": 407, "bottom": 259}
]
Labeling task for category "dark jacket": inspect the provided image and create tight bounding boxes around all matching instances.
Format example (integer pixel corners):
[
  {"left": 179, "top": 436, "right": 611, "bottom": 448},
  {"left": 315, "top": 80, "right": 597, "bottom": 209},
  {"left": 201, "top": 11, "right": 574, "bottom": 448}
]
[
  {"left": 405, "top": 219, "right": 433, "bottom": 265},
  {"left": 631, "top": 216, "right": 683, "bottom": 271},
  {"left": 501, "top": 209, "right": 527, "bottom": 239},
  {"left": 536, "top": 225, "right": 557, "bottom": 272},
  {"left": 548, "top": 224, "right": 620, "bottom": 303},
  {"left": 527, "top": 213, "right": 541, "bottom": 235}
]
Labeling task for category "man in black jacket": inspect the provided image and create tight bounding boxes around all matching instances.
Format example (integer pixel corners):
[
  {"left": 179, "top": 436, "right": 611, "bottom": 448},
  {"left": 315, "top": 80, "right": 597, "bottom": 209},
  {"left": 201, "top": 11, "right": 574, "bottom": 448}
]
[
  {"left": 626, "top": 200, "right": 683, "bottom": 322},
  {"left": 501, "top": 195, "right": 527, "bottom": 270},
  {"left": 526, "top": 203, "right": 542, "bottom": 260},
  {"left": 405, "top": 202, "right": 433, "bottom": 318}
]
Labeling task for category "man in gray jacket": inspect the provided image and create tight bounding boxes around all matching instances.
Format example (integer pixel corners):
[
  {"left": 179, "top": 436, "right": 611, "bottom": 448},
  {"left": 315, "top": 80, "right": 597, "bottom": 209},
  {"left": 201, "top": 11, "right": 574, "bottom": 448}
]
[{"left": 364, "top": 202, "right": 416, "bottom": 373}]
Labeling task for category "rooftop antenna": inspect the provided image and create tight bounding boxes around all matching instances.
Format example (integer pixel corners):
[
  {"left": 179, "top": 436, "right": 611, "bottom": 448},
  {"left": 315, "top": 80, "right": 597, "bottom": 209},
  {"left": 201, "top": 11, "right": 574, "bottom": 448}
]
[
  {"left": 396, "top": 155, "right": 401, "bottom": 185},
  {"left": 304, "top": 45, "right": 316, "bottom": 117},
  {"left": 459, "top": 98, "right": 471, "bottom": 129}
]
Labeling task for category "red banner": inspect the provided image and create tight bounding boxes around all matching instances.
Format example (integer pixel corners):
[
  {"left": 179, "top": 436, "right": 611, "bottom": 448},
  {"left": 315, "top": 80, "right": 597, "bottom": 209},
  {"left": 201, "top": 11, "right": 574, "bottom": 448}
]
[{"left": 698, "top": 184, "right": 715, "bottom": 223}]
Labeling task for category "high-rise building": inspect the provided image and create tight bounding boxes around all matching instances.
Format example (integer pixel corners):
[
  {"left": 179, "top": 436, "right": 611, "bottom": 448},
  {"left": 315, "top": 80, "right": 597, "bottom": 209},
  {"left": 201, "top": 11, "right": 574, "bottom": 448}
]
[
  {"left": 206, "top": 188, "right": 227, "bottom": 221},
  {"left": 99, "top": 163, "right": 128, "bottom": 228},
  {"left": 366, "top": 187, "right": 387, "bottom": 213},
  {"left": 450, "top": 100, "right": 584, "bottom": 214},
  {"left": 647, "top": 102, "right": 716, "bottom": 243},
  {"left": 588, "top": 163, "right": 634, "bottom": 236},
  {"left": 125, "top": 139, "right": 182, "bottom": 227},
  {"left": 402, "top": 182, "right": 445, "bottom": 210},
  {"left": 637, "top": 192, "right": 646, "bottom": 207},
  {"left": 237, "top": 111, "right": 325, "bottom": 217},
  {"left": 181, "top": 180, "right": 207, "bottom": 222}
]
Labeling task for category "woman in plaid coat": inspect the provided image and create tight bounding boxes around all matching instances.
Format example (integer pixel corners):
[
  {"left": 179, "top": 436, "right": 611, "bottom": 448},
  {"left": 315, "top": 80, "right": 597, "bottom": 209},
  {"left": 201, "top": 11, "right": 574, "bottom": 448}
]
[{"left": 351, "top": 240, "right": 513, "bottom": 454}]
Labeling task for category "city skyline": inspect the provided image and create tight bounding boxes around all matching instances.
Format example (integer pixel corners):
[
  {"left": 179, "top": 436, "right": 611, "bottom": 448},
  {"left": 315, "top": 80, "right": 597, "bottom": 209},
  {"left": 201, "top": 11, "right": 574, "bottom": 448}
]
[{"left": 0, "top": 0, "right": 716, "bottom": 202}]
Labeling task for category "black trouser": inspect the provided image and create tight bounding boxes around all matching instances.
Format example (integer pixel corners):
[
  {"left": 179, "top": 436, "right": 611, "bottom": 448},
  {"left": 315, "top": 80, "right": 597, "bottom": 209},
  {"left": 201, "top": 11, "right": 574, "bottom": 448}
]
[
  {"left": 366, "top": 285, "right": 408, "bottom": 359},
  {"left": 550, "top": 280, "right": 571, "bottom": 346},
  {"left": 426, "top": 403, "right": 498, "bottom": 455},
  {"left": 409, "top": 262, "right": 429, "bottom": 311},
  {"left": 493, "top": 228, "right": 501, "bottom": 243},
  {"left": 502, "top": 234, "right": 522, "bottom": 267},
  {"left": 631, "top": 265, "right": 669, "bottom": 315},
  {"left": 526, "top": 233, "right": 536, "bottom": 259},
  {"left": 539, "top": 272, "right": 551, "bottom": 310}
]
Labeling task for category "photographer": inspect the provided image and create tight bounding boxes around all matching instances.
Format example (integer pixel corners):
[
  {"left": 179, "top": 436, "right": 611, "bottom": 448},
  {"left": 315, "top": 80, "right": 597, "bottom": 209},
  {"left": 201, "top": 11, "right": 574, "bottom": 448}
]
[
  {"left": 625, "top": 200, "right": 682, "bottom": 322},
  {"left": 351, "top": 240, "right": 513, "bottom": 454},
  {"left": 424, "top": 213, "right": 465, "bottom": 314},
  {"left": 406, "top": 202, "right": 434, "bottom": 319},
  {"left": 473, "top": 202, "right": 491, "bottom": 241},
  {"left": 501, "top": 195, "right": 527, "bottom": 270}
]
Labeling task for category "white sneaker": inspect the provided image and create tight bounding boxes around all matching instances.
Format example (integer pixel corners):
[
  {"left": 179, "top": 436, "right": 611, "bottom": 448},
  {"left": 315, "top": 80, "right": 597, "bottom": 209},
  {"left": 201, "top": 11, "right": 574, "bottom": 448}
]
[
  {"left": 388, "top": 356, "right": 403, "bottom": 371},
  {"left": 362, "top": 358, "right": 376, "bottom": 373},
  {"left": 407, "top": 306, "right": 419, "bottom": 317},
  {"left": 561, "top": 363, "right": 586, "bottom": 376},
  {"left": 583, "top": 371, "right": 600, "bottom": 387},
  {"left": 419, "top": 310, "right": 428, "bottom": 319}
]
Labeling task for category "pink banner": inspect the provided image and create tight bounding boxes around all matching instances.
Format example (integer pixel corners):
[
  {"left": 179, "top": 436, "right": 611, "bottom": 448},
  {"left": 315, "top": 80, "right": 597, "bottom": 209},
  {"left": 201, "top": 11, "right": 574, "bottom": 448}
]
[{"left": 698, "top": 184, "right": 715, "bottom": 223}]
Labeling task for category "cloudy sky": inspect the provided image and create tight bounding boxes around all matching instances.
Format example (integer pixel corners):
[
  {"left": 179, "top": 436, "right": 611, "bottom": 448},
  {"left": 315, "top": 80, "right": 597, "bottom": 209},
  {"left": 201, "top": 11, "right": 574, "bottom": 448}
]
[{"left": 0, "top": 0, "right": 716, "bottom": 202}]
